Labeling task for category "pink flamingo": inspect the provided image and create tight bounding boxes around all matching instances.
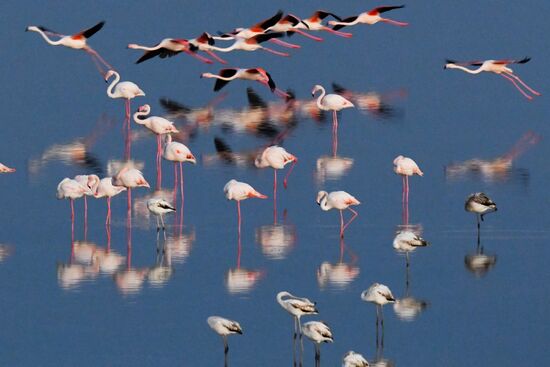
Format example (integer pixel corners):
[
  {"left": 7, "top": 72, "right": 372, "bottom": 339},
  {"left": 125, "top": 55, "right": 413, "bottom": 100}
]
[
  {"left": 114, "top": 167, "right": 150, "bottom": 214},
  {"left": 393, "top": 155, "right": 423, "bottom": 204},
  {"left": 74, "top": 174, "right": 100, "bottom": 237},
  {"left": 162, "top": 135, "right": 196, "bottom": 216},
  {"left": 207, "top": 33, "right": 291, "bottom": 57},
  {"left": 201, "top": 67, "right": 287, "bottom": 98},
  {"left": 0, "top": 163, "right": 15, "bottom": 173},
  {"left": 224, "top": 179, "right": 267, "bottom": 237},
  {"left": 189, "top": 32, "right": 228, "bottom": 64},
  {"left": 293, "top": 10, "right": 353, "bottom": 38},
  {"left": 329, "top": 5, "right": 409, "bottom": 29},
  {"left": 267, "top": 13, "right": 324, "bottom": 41},
  {"left": 128, "top": 38, "right": 213, "bottom": 64},
  {"left": 57, "top": 178, "right": 92, "bottom": 240},
  {"left": 316, "top": 190, "right": 360, "bottom": 238},
  {"left": 95, "top": 177, "right": 127, "bottom": 225}
]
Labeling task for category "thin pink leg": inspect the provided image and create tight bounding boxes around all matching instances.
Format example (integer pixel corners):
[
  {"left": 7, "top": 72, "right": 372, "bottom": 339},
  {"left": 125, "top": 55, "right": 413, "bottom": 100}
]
[
  {"left": 500, "top": 74, "right": 533, "bottom": 100},
  {"left": 70, "top": 199, "right": 75, "bottom": 242},
  {"left": 237, "top": 201, "right": 242, "bottom": 239},
  {"left": 180, "top": 162, "right": 184, "bottom": 222},
  {"left": 342, "top": 207, "right": 358, "bottom": 235},
  {"left": 184, "top": 50, "right": 213, "bottom": 64},
  {"left": 106, "top": 197, "right": 111, "bottom": 225},
  {"left": 236, "top": 226, "right": 242, "bottom": 269},
  {"left": 204, "top": 50, "right": 228, "bottom": 64},
  {"left": 283, "top": 160, "right": 297, "bottom": 189},
  {"left": 127, "top": 188, "right": 131, "bottom": 214},
  {"left": 293, "top": 29, "right": 324, "bottom": 41},
  {"left": 86, "top": 51, "right": 107, "bottom": 75},
  {"left": 322, "top": 27, "right": 353, "bottom": 38},
  {"left": 156, "top": 135, "right": 162, "bottom": 189},
  {"left": 402, "top": 176, "right": 406, "bottom": 204},
  {"left": 262, "top": 47, "right": 290, "bottom": 57},
  {"left": 273, "top": 169, "right": 278, "bottom": 223},
  {"left": 269, "top": 38, "right": 301, "bottom": 49},
  {"left": 339, "top": 210, "right": 344, "bottom": 237},
  {"left": 381, "top": 19, "right": 409, "bottom": 27},
  {"left": 106, "top": 222, "right": 111, "bottom": 252},
  {"left": 85, "top": 47, "right": 114, "bottom": 70},
  {"left": 84, "top": 196, "right": 88, "bottom": 240},
  {"left": 406, "top": 176, "right": 409, "bottom": 203},
  {"left": 504, "top": 72, "right": 541, "bottom": 96}
]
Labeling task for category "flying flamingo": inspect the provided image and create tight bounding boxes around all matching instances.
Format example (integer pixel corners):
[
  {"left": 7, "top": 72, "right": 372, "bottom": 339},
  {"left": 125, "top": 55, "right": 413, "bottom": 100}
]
[
  {"left": 188, "top": 32, "right": 227, "bottom": 64},
  {"left": 302, "top": 321, "right": 333, "bottom": 365},
  {"left": 393, "top": 155, "right": 423, "bottom": 204},
  {"left": 201, "top": 67, "right": 287, "bottom": 98},
  {"left": 163, "top": 135, "right": 196, "bottom": 213},
  {"left": 465, "top": 192, "right": 497, "bottom": 242},
  {"left": 133, "top": 104, "right": 179, "bottom": 185},
  {"left": 208, "top": 33, "right": 291, "bottom": 57},
  {"left": 255, "top": 146, "right": 297, "bottom": 218},
  {"left": 293, "top": 10, "right": 353, "bottom": 38},
  {"left": 147, "top": 198, "right": 176, "bottom": 233},
  {"left": 317, "top": 190, "right": 360, "bottom": 238},
  {"left": 343, "top": 351, "right": 370, "bottom": 367},
  {"left": 361, "top": 283, "right": 396, "bottom": 330},
  {"left": 312, "top": 84, "right": 354, "bottom": 156},
  {"left": 444, "top": 57, "right": 541, "bottom": 100},
  {"left": 127, "top": 38, "right": 213, "bottom": 64},
  {"left": 94, "top": 177, "right": 126, "bottom": 225},
  {"left": 276, "top": 291, "right": 318, "bottom": 344},
  {"left": 207, "top": 316, "right": 243, "bottom": 362},
  {"left": 74, "top": 174, "right": 100, "bottom": 235},
  {"left": 57, "top": 178, "right": 92, "bottom": 240},
  {"left": 266, "top": 13, "right": 324, "bottom": 41},
  {"left": 26, "top": 21, "right": 112, "bottom": 74},
  {"left": 224, "top": 179, "right": 267, "bottom": 237},
  {"left": 114, "top": 167, "right": 150, "bottom": 213},
  {"left": 329, "top": 5, "right": 409, "bottom": 29},
  {"left": 0, "top": 163, "right": 15, "bottom": 173}
]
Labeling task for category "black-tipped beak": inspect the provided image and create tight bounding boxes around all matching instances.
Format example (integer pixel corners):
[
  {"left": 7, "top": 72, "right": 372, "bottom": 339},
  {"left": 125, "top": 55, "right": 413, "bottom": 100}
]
[
  {"left": 237, "top": 330, "right": 243, "bottom": 335},
  {"left": 25, "top": 27, "right": 29, "bottom": 32},
  {"left": 311, "top": 92, "right": 315, "bottom": 97},
  {"left": 443, "top": 65, "right": 447, "bottom": 70}
]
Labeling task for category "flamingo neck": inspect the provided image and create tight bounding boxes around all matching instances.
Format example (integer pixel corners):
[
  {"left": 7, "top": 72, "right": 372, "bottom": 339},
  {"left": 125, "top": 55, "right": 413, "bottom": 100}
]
[
  {"left": 209, "top": 43, "right": 237, "bottom": 53},
  {"left": 33, "top": 28, "right": 62, "bottom": 46},
  {"left": 448, "top": 65, "right": 483, "bottom": 74},
  {"left": 106, "top": 71, "right": 121, "bottom": 98},
  {"left": 315, "top": 87, "right": 327, "bottom": 110},
  {"left": 318, "top": 193, "right": 331, "bottom": 211},
  {"left": 133, "top": 109, "right": 149, "bottom": 125}
]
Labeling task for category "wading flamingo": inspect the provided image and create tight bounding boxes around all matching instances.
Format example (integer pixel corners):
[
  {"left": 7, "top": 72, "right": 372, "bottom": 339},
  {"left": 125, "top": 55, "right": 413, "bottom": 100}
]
[
  {"left": 317, "top": 190, "right": 360, "bottom": 238},
  {"left": 94, "top": 177, "right": 126, "bottom": 225},
  {"left": 224, "top": 179, "right": 267, "bottom": 237},
  {"left": 163, "top": 135, "right": 196, "bottom": 212},
  {"left": 393, "top": 155, "right": 423, "bottom": 204}
]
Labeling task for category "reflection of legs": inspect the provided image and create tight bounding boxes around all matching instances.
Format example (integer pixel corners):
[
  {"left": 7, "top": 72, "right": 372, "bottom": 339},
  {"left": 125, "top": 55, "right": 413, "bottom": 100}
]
[
  {"left": 375, "top": 305, "right": 380, "bottom": 348},
  {"left": 477, "top": 214, "right": 481, "bottom": 248},
  {"left": 70, "top": 199, "right": 75, "bottom": 243},
  {"left": 180, "top": 162, "right": 184, "bottom": 221},
  {"left": 314, "top": 344, "right": 320, "bottom": 367},
  {"left": 106, "top": 197, "right": 111, "bottom": 225},
  {"left": 84, "top": 195, "right": 88, "bottom": 240},
  {"left": 332, "top": 111, "right": 339, "bottom": 157}
]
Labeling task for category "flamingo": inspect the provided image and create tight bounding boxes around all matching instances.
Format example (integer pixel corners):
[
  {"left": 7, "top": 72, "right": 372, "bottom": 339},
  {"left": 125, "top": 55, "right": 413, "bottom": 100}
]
[
  {"left": 208, "top": 33, "right": 290, "bottom": 57},
  {"left": 276, "top": 291, "right": 318, "bottom": 342},
  {"left": 163, "top": 135, "right": 196, "bottom": 211},
  {"left": 393, "top": 231, "right": 429, "bottom": 268},
  {"left": 393, "top": 155, "right": 423, "bottom": 204},
  {"left": 316, "top": 190, "right": 360, "bottom": 238},
  {"left": 207, "top": 316, "right": 243, "bottom": 358},
  {"left": 188, "top": 32, "right": 227, "bottom": 64},
  {"left": 329, "top": 5, "right": 408, "bottom": 29},
  {"left": 224, "top": 179, "right": 267, "bottom": 236},
  {"left": 26, "top": 21, "right": 112, "bottom": 74},
  {"left": 201, "top": 67, "right": 286, "bottom": 97},
  {"left": 361, "top": 283, "right": 396, "bottom": 330},
  {"left": 147, "top": 198, "right": 176, "bottom": 232},
  {"left": 74, "top": 174, "right": 100, "bottom": 234},
  {"left": 0, "top": 163, "right": 15, "bottom": 173},
  {"left": 302, "top": 321, "right": 333, "bottom": 365},
  {"left": 266, "top": 13, "right": 324, "bottom": 41},
  {"left": 343, "top": 351, "right": 370, "bottom": 367},
  {"left": 128, "top": 38, "right": 213, "bottom": 64},
  {"left": 57, "top": 178, "right": 93, "bottom": 239},
  {"left": 465, "top": 192, "right": 497, "bottom": 239},
  {"left": 114, "top": 167, "right": 150, "bottom": 213},
  {"left": 312, "top": 84, "right": 354, "bottom": 155},
  {"left": 293, "top": 10, "right": 353, "bottom": 38},
  {"left": 133, "top": 104, "right": 179, "bottom": 184},
  {"left": 444, "top": 57, "right": 541, "bottom": 100},
  {"left": 94, "top": 177, "right": 126, "bottom": 225}
]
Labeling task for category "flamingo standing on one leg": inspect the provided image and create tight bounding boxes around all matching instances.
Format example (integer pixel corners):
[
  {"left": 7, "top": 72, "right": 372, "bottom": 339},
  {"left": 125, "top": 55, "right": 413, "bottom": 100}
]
[
  {"left": 312, "top": 85, "right": 354, "bottom": 156},
  {"left": 255, "top": 146, "right": 297, "bottom": 220},
  {"left": 201, "top": 67, "right": 287, "bottom": 98},
  {"left": 207, "top": 316, "right": 243, "bottom": 364},
  {"left": 224, "top": 179, "right": 267, "bottom": 238},
  {"left": 0, "top": 163, "right": 15, "bottom": 173},
  {"left": 302, "top": 321, "right": 333, "bottom": 366},
  {"left": 329, "top": 5, "right": 409, "bottom": 29},
  {"left": 114, "top": 167, "right": 150, "bottom": 214},
  {"left": 393, "top": 155, "right": 423, "bottom": 204},
  {"left": 361, "top": 283, "right": 396, "bottom": 343},
  {"left": 57, "top": 178, "right": 93, "bottom": 241},
  {"left": 444, "top": 57, "right": 541, "bottom": 100},
  {"left": 26, "top": 21, "right": 113, "bottom": 75},
  {"left": 465, "top": 192, "right": 497, "bottom": 243},
  {"left": 94, "top": 177, "right": 126, "bottom": 225},
  {"left": 163, "top": 135, "right": 196, "bottom": 218},
  {"left": 128, "top": 38, "right": 213, "bottom": 64},
  {"left": 133, "top": 104, "right": 179, "bottom": 187},
  {"left": 317, "top": 190, "right": 360, "bottom": 238},
  {"left": 293, "top": 10, "right": 353, "bottom": 38}
]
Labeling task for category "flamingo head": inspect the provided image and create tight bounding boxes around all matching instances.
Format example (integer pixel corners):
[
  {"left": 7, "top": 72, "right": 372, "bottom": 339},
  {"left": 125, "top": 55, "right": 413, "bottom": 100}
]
[
  {"left": 138, "top": 104, "right": 150, "bottom": 113},
  {"left": 185, "top": 154, "right": 197, "bottom": 164},
  {"left": 311, "top": 84, "right": 323, "bottom": 96},
  {"left": 104, "top": 70, "right": 116, "bottom": 82}
]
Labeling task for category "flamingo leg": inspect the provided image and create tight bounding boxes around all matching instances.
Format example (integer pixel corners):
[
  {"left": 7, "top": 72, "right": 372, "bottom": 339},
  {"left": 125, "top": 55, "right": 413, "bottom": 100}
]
[
  {"left": 269, "top": 38, "right": 301, "bottom": 49},
  {"left": 204, "top": 49, "right": 227, "bottom": 64},
  {"left": 127, "top": 188, "right": 132, "bottom": 214},
  {"left": 180, "top": 162, "right": 184, "bottom": 223},
  {"left": 500, "top": 74, "right": 533, "bottom": 100},
  {"left": 504, "top": 72, "right": 541, "bottom": 96},
  {"left": 322, "top": 26, "right": 353, "bottom": 38},
  {"left": 292, "top": 28, "right": 324, "bottom": 41},
  {"left": 70, "top": 199, "right": 75, "bottom": 242},
  {"left": 84, "top": 46, "right": 114, "bottom": 70},
  {"left": 84, "top": 195, "right": 88, "bottom": 240},
  {"left": 314, "top": 344, "right": 320, "bottom": 367},
  {"left": 405, "top": 175, "right": 410, "bottom": 203},
  {"left": 183, "top": 50, "right": 213, "bottom": 64},
  {"left": 381, "top": 18, "right": 409, "bottom": 27},
  {"left": 86, "top": 49, "right": 108, "bottom": 75},
  {"left": 283, "top": 160, "right": 297, "bottom": 189},
  {"left": 106, "top": 197, "right": 111, "bottom": 225},
  {"left": 342, "top": 207, "right": 358, "bottom": 236},
  {"left": 339, "top": 209, "right": 344, "bottom": 238},
  {"left": 237, "top": 201, "right": 242, "bottom": 238},
  {"left": 274, "top": 169, "right": 278, "bottom": 223},
  {"left": 261, "top": 47, "right": 290, "bottom": 57}
]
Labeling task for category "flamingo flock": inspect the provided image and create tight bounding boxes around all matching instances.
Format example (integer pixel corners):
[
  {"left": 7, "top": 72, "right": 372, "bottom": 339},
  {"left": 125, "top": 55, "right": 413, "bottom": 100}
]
[{"left": 15, "top": 3, "right": 540, "bottom": 366}]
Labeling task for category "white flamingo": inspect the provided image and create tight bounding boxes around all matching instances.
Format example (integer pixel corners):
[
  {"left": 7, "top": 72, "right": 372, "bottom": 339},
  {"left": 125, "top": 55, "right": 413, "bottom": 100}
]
[
  {"left": 343, "top": 351, "right": 370, "bottom": 367},
  {"left": 224, "top": 179, "right": 267, "bottom": 235},
  {"left": 393, "top": 155, "right": 423, "bottom": 203},
  {"left": 329, "top": 5, "right": 409, "bottom": 29},
  {"left": 276, "top": 291, "right": 318, "bottom": 341},
  {"left": 94, "top": 177, "right": 126, "bottom": 225},
  {"left": 147, "top": 198, "right": 176, "bottom": 232},
  {"left": 163, "top": 135, "right": 196, "bottom": 209},
  {"left": 105, "top": 70, "right": 145, "bottom": 127},
  {"left": 302, "top": 321, "right": 333, "bottom": 364},
  {"left": 317, "top": 190, "right": 360, "bottom": 238},
  {"left": 361, "top": 283, "right": 396, "bottom": 329},
  {"left": 207, "top": 316, "right": 243, "bottom": 356}
]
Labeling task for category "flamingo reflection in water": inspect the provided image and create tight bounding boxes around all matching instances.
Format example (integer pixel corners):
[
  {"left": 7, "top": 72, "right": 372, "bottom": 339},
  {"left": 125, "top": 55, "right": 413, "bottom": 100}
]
[
  {"left": 0, "top": 244, "right": 13, "bottom": 263},
  {"left": 315, "top": 155, "right": 354, "bottom": 183},
  {"left": 317, "top": 239, "right": 360, "bottom": 290},
  {"left": 464, "top": 219, "right": 497, "bottom": 278},
  {"left": 226, "top": 222, "right": 263, "bottom": 294},
  {"left": 332, "top": 83, "right": 406, "bottom": 120},
  {"left": 256, "top": 223, "right": 296, "bottom": 260}
]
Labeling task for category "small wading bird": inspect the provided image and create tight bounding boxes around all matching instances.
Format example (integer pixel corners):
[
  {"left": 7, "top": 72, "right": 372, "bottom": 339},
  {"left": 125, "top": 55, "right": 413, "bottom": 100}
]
[
  {"left": 201, "top": 67, "right": 285, "bottom": 97},
  {"left": 329, "top": 5, "right": 408, "bottom": 29},
  {"left": 361, "top": 283, "right": 396, "bottom": 330},
  {"left": 207, "top": 33, "right": 291, "bottom": 57},
  {"left": 302, "top": 321, "right": 333, "bottom": 365},
  {"left": 128, "top": 38, "right": 213, "bottom": 64},
  {"left": 393, "top": 155, "right": 423, "bottom": 203},
  {"left": 465, "top": 192, "right": 497, "bottom": 236},
  {"left": 207, "top": 316, "right": 243, "bottom": 356},
  {"left": 312, "top": 84, "right": 354, "bottom": 155},
  {"left": 224, "top": 179, "right": 267, "bottom": 236},
  {"left": 294, "top": 10, "right": 353, "bottom": 38},
  {"left": 444, "top": 57, "right": 541, "bottom": 100},
  {"left": 0, "top": 163, "right": 15, "bottom": 173},
  {"left": 343, "top": 350, "right": 370, "bottom": 367},
  {"left": 147, "top": 198, "right": 176, "bottom": 232},
  {"left": 94, "top": 177, "right": 126, "bottom": 225},
  {"left": 26, "top": 21, "right": 113, "bottom": 74},
  {"left": 393, "top": 231, "right": 429, "bottom": 268},
  {"left": 316, "top": 190, "right": 360, "bottom": 238},
  {"left": 276, "top": 291, "right": 319, "bottom": 341}
]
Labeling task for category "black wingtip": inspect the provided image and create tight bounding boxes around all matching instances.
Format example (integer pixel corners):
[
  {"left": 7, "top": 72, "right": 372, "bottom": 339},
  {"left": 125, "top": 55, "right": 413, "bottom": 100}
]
[{"left": 518, "top": 57, "right": 531, "bottom": 64}]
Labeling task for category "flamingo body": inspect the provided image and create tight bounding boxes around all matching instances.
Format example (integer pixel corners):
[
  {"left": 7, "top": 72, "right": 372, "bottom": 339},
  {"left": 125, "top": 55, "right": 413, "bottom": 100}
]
[
  {"left": 0, "top": 163, "right": 15, "bottom": 173},
  {"left": 393, "top": 155, "right": 423, "bottom": 176},
  {"left": 224, "top": 179, "right": 267, "bottom": 201}
]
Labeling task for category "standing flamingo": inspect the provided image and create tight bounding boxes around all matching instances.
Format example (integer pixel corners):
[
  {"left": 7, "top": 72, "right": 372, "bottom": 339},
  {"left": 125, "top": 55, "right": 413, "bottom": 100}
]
[
  {"left": 276, "top": 291, "right": 318, "bottom": 344},
  {"left": 74, "top": 174, "right": 100, "bottom": 235},
  {"left": 207, "top": 316, "right": 243, "bottom": 363},
  {"left": 208, "top": 33, "right": 290, "bottom": 57},
  {"left": 0, "top": 163, "right": 15, "bottom": 173},
  {"left": 343, "top": 351, "right": 370, "bottom": 367},
  {"left": 57, "top": 178, "right": 93, "bottom": 240},
  {"left": 302, "top": 321, "right": 333, "bottom": 366},
  {"left": 94, "top": 177, "right": 126, "bottom": 225},
  {"left": 224, "top": 179, "right": 267, "bottom": 237},
  {"left": 26, "top": 21, "right": 112, "bottom": 74},
  {"left": 293, "top": 10, "right": 353, "bottom": 38},
  {"left": 329, "top": 5, "right": 408, "bottom": 29},
  {"left": 114, "top": 167, "right": 150, "bottom": 213},
  {"left": 317, "top": 191, "right": 360, "bottom": 238},
  {"left": 465, "top": 192, "right": 497, "bottom": 243},
  {"left": 393, "top": 155, "right": 423, "bottom": 204},
  {"left": 361, "top": 283, "right": 396, "bottom": 332},
  {"left": 312, "top": 84, "right": 354, "bottom": 155},
  {"left": 444, "top": 57, "right": 541, "bottom": 100},
  {"left": 128, "top": 38, "right": 213, "bottom": 64},
  {"left": 163, "top": 135, "right": 196, "bottom": 214}
]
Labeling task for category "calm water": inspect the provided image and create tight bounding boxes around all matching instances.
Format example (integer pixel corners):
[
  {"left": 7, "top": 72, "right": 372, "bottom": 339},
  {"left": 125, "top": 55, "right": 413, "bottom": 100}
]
[{"left": 2, "top": 1, "right": 550, "bottom": 366}]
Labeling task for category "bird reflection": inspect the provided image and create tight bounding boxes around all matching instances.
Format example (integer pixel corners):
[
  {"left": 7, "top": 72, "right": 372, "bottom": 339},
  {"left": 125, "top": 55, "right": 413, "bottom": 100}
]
[
  {"left": 0, "top": 244, "right": 13, "bottom": 263},
  {"left": 317, "top": 239, "right": 360, "bottom": 290},
  {"left": 225, "top": 230, "right": 263, "bottom": 294},
  {"left": 28, "top": 114, "right": 115, "bottom": 179},
  {"left": 164, "top": 228, "right": 195, "bottom": 264},
  {"left": 315, "top": 155, "right": 354, "bottom": 183},
  {"left": 369, "top": 327, "right": 395, "bottom": 367},
  {"left": 148, "top": 241, "right": 174, "bottom": 288},
  {"left": 332, "top": 83, "right": 405, "bottom": 120},
  {"left": 445, "top": 131, "right": 540, "bottom": 183},
  {"left": 464, "top": 232, "right": 497, "bottom": 278},
  {"left": 57, "top": 241, "right": 99, "bottom": 290},
  {"left": 256, "top": 223, "right": 296, "bottom": 260}
]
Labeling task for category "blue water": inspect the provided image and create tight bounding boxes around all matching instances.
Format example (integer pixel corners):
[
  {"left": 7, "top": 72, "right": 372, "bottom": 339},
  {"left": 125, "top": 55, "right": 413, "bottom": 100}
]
[{"left": 2, "top": 1, "right": 550, "bottom": 366}]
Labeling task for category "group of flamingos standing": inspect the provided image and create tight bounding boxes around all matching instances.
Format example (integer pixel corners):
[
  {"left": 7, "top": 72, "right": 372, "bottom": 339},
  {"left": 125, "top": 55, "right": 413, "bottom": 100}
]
[{"left": 10, "top": 4, "right": 528, "bottom": 366}]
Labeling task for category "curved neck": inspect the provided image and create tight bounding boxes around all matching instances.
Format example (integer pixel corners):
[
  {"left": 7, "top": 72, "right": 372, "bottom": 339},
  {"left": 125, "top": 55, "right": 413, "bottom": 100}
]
[
  {"left": 209, "top": 43, "right": 237, "bottom": 53},
  {"left": 204, "top": 73, "right": 236, "bottom": 81},
  {"left": 106, "top": 72, "right": 120, "bottom": 97},
  {"left": 448, "top": 65, "right": 483, "bottom": 74},
  {"left": 133, "top": 110, "right": 149, "bottom": 124},
  {"left": 315, "top": 87, "right": 326, "bottom": 110},
  {"left": 129, "top": 44, "right": 161, "bottom": 51},
  {"left": 318, "top": 193, "right": 331, "bottom": 210},
  {"left": 33, "top": 28, "right": 62, "bottom": 46},
  {"left": 276, "top": 291, "right": 290, "bottom": 306}
]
